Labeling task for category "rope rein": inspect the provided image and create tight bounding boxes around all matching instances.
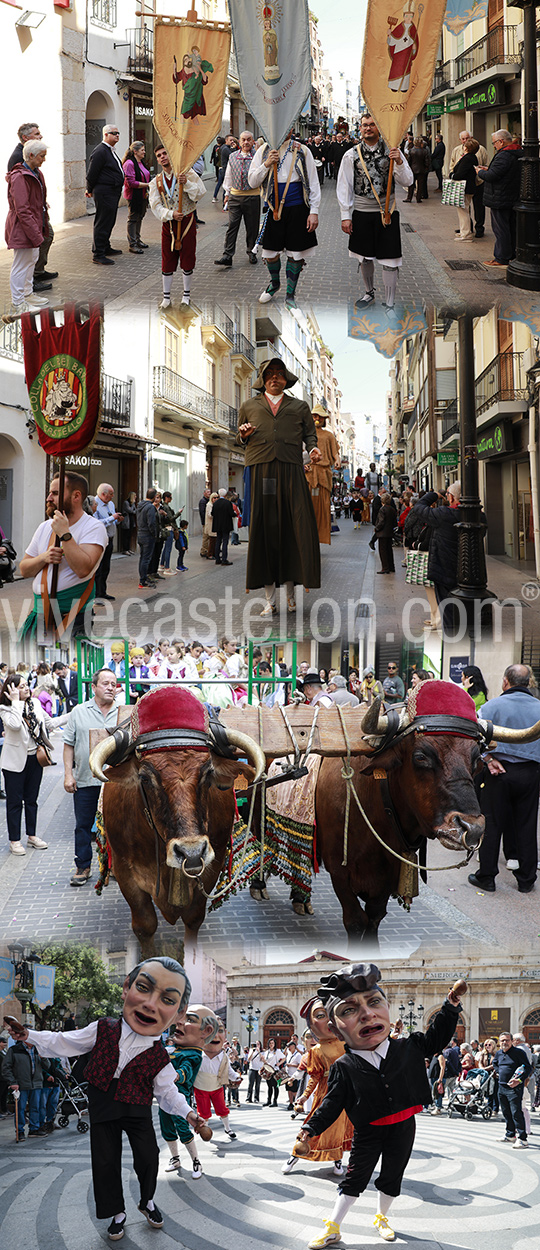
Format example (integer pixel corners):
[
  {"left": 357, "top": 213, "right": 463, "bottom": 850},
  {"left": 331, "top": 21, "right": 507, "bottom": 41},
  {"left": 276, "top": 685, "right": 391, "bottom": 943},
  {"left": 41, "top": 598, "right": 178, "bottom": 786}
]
[{"left": 336, "top": 707, "right": 474, "bottom": 873}]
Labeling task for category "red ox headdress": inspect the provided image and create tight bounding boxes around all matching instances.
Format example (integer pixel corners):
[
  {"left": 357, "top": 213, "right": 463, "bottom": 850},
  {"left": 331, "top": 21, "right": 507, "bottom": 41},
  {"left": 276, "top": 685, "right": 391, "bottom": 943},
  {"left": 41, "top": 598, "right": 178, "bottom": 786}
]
[
  {"left": 131, "top": 688, "right": 210, "bottom": 753},
  {"left": 406, "top": 679, "right": 477, "bottom": 735}
]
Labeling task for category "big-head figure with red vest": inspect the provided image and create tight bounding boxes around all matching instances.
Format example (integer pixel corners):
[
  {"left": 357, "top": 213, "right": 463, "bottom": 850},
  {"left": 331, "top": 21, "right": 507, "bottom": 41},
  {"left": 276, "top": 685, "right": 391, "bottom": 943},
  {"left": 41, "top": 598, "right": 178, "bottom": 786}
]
[{"left": 5, "top": 956, "right": 208, "bottom": 1241}]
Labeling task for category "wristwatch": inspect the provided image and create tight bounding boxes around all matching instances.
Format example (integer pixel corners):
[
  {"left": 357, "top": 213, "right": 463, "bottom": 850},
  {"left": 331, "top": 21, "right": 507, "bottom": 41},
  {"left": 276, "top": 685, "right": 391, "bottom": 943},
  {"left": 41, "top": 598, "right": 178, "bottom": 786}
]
[{"left": 59, "top": 532, "right": 73, "bottom": 542}]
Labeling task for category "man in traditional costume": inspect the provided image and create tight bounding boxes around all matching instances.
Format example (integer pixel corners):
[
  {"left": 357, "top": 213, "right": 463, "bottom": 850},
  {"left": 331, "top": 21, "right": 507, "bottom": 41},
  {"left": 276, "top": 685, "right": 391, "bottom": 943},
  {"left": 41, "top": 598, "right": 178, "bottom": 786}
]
[
  {"left": 298, "top": 964, "right": 466, "bottom": 1245},
  {"left": 305, "top": 405, "right": 341, "bottom": 544},
  {"left": 215, "top": 131, "right": 261, "bottom": 267},
  {"left": 237, "top": 358, "right": 321, "bottom": 616},
  {"left": 149, "top": 145, "right": 205, "bottom": 308},
  {"left": 193, "top": 1022, "right": 240, "bottom": 1139},
  {"left": 248, "top": 134, "right": 321, "bottom": 307},
  {"left": 282, "top": 996, "right": 353, "bottom": 1175},
  {"left": 337, "top": 114, "right": 413, "bottom": 309},
  {"left": 5, "top": 958, "right": 209, "bottom": 1241},
  {"left": 159, "top": 1004, "right": 220, "bottom": 1180}
]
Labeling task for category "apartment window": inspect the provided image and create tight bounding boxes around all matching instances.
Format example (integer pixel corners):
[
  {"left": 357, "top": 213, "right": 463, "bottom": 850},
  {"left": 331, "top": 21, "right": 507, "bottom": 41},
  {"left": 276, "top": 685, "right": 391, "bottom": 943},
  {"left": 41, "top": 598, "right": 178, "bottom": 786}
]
[
  {"left": 164, "top": 328, "right": 179, "bottom": 374},
  {"left": 234, "top": 382, "right": 241, "bottom": 410},
  {"left": 91, "top": 0, "right": 117, "bottom": 29},
  {"left": 207, "top": 359, "right": 216, "bottom": 395}
]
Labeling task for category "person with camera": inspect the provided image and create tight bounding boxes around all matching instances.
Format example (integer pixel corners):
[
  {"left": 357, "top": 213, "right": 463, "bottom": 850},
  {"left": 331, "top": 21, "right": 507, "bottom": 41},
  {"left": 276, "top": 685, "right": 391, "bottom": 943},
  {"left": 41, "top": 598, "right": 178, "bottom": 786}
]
[{"left": 0, "top": 672, "right": 65, "bottom": 855}]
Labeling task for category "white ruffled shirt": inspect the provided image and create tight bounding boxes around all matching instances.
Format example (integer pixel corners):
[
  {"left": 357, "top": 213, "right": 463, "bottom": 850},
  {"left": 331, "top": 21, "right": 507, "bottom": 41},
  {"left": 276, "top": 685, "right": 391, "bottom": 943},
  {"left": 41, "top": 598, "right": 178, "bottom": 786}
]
[{"left": 26, "top": 1020, "right": 192, "bottom": 1118}]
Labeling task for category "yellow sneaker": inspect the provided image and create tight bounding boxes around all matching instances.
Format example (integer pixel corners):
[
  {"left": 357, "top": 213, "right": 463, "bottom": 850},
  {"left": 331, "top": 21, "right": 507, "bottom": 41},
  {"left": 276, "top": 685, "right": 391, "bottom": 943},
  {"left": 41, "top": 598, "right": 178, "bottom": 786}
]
[
  {"left": 373, "top": 1213, "right": 395, "bottom": 1242},
  {"left": 308, "top": 1221, "right": 341, "bottom": 1249}
]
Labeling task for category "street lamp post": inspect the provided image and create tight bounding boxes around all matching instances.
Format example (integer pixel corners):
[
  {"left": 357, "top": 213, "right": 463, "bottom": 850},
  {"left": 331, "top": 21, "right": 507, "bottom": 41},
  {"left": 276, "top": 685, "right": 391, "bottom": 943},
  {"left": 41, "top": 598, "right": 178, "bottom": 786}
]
[
  {"left": 507, "top": 0, "right": 540, "bottom": 291},
  {"left": 240, "top": 1003, "right": 261, "bottom": 1046},
  {"left": 399, "top": 998, "right": 423, "bottom": 1034},
  {"left": 7, "top": 941, "right": 40, "bottom": 1023}
]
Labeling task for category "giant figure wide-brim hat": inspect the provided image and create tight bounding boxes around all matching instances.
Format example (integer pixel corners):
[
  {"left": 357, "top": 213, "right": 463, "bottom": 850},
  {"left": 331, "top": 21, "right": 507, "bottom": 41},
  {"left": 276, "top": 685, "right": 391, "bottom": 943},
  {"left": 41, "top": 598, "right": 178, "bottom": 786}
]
[{"left": 253, "top": 357, "right": 298, "bottom": 391}]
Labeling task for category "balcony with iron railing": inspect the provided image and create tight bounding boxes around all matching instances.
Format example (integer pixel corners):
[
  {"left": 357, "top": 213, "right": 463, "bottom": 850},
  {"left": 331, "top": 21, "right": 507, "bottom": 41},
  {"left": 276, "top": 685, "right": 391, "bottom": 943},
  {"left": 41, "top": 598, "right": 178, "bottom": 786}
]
[
  {"left": 101, "top": 374, "right": 132, "bottom": 428},
  {"left": 201, "top": 302, "right": 234, "bottom": 343},
  {"left": 91, "top": 0, "right": 117, "bottom": 29},
  {"left": 431, "top": 58, "right": 454, "bottom": 96},
  {"left": 440, "top": 398, "right": 459, "bottom": 442},
  {"left": 475, "top": 350, "right": 527, "bottom": 415},
  {"left": 232, "top": 331, "right": 255, "bottom": 365},
  {"left": 153, "top": 367, "right": 214, "bottom": 421},
  {"left": 126, "top": 26, "right": 153, "bottom": 75},
  {"left": 0, "top": 317, "right": 23, "bottom": 361},
  {"left": 455, "top": 25, "right": 521, "bottom": 84},
  {"left": 215, "top": 399, "right": 238, "bottom": 433},
  {"left": 153, "top": 367, "right": 238, "bottom": 434}
]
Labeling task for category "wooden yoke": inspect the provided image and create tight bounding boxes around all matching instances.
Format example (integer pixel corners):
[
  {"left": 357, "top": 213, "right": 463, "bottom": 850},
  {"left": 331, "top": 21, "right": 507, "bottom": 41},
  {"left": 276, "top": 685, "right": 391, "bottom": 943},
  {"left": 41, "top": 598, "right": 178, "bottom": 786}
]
[{"left": 220, "top": 705, "right": 376, "bottom": 760}]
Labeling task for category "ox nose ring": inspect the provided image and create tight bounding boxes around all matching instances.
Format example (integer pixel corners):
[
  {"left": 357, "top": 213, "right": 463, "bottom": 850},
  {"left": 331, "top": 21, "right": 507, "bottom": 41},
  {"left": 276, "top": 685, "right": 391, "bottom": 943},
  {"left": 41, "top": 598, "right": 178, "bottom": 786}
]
[{"left": 181, "top": 861, "right": 205, "bottom": 879}]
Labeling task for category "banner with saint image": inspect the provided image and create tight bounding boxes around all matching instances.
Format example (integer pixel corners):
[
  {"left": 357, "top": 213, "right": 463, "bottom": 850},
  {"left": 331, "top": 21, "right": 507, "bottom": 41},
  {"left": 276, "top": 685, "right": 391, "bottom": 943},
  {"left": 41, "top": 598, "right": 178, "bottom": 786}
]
[
  {"left": 153, "top": 16, "right": 231, "bottom": 176},
  {"left": 361, "top": 0, "right": 448, "bottom": 149},
  {"left": 228, "top": 0, "right": 311, "bottom": 148}
]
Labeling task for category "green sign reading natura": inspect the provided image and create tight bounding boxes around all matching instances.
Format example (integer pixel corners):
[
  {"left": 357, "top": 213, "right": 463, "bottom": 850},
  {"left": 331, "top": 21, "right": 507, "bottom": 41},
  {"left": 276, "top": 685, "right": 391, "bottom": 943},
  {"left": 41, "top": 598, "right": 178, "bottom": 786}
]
[{"left": 477, "top": 423, "right": 507, "bottom": 458}]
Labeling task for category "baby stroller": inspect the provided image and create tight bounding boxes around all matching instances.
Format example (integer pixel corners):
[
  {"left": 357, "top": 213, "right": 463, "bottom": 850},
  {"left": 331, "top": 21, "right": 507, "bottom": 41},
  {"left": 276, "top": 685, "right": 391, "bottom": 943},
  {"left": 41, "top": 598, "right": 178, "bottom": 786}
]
[
  {"left": 55, "top": 1065, "right": 90, "bottom": 1133},
  {"left": 447, "top": 1070, "right": 493, "bottom": 1120}
]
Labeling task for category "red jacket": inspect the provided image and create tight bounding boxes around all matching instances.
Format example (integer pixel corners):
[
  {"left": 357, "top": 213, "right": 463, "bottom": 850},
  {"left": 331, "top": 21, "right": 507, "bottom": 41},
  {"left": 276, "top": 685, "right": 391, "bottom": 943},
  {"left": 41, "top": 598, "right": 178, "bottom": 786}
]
[{"left": 5, "top": 163, "right": 48, "bottom": 249}]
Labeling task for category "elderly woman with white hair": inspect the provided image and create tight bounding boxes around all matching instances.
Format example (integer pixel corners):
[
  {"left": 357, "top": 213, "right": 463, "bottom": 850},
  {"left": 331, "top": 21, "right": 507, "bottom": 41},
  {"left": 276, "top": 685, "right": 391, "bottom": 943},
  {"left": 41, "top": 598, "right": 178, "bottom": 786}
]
[{"left": 5, "top": 139, "right": 49, "bottom": 313}]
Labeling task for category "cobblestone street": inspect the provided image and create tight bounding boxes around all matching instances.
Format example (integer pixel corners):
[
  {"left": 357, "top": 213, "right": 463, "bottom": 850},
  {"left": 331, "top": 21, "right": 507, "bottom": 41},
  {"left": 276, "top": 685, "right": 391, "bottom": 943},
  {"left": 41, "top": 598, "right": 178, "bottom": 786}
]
[
  {"left": 3, "top": 170, "right": 539, "bottom": 318},
  {"left": 1, "top": 519, "right": 538, "bottom": 650},
  {"left": 1, "top": 1101, "right": 539, "bottom": 1250}
]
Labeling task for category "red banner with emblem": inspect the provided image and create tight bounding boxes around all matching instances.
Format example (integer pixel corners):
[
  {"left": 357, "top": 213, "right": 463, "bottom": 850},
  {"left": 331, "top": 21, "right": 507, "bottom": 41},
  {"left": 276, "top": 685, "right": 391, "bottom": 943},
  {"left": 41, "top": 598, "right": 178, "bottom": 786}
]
[{"left": 21, "top": 303, "right": 103, "bottom": 456}]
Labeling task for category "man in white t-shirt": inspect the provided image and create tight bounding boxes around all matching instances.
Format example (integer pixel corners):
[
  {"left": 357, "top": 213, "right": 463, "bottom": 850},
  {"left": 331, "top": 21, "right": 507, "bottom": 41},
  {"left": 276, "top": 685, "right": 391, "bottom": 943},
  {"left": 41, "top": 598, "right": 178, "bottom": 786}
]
[{"left": 19, "top": 470, "right": 107, "bottom": 638}]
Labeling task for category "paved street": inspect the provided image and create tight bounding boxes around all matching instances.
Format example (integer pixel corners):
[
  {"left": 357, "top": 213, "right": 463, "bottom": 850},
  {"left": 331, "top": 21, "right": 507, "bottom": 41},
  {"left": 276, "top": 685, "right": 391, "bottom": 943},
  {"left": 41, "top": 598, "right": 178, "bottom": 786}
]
[
  {"left": 0, "top": 741, "right": 536, "bottom": 966},
  {"left": 3, "top": 170, "right": 539, "bottom": 318},
  {"left": 1, "top": 519, "right": 538, "bottom": 650},
  {"left": 1, "top": 1100, "right": 539, "bottom": 1250}
]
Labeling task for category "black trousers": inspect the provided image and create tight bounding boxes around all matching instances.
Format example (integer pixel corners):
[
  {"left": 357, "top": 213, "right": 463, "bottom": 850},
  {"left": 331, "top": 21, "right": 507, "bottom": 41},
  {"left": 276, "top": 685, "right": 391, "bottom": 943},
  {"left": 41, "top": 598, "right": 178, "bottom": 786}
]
[
  {"left": 92, "top": 187, "right": 122, "bottom": 257},
  {"left": 3, "top": 753, "right": 43, "bottom": 841},
  {"left": 340, "top": 1116, "right": 416, "bottom": 1197},
  {"left": 223, "top": 196, "right": 260, "bottom": 257},
  {"left": 266, "top": 1075, "right": 279, "bottom": 1104},
  {"left": 247, "top": 1070, "right": 261, "bottom": 1100},
  {"left": 35, "top": 220, "right": 55, "bottom": 275},
  {"left": 90, "top": 1115, "right": 159, "bottom": 1218},
  {"left": 478, "top": 761, "right": 540, "bottom": 888},
  {"left": 472, "top": 182, "right": 485, "bottom": 233},
  {"left": 378, "top": 536, "right": 395, "bottom": 572},
  {"left": 95, "top": 536, "right": 113, "bottom": 597},
  {"left": 499, "top": 1086, "right": 527, "bottom": 1140}
]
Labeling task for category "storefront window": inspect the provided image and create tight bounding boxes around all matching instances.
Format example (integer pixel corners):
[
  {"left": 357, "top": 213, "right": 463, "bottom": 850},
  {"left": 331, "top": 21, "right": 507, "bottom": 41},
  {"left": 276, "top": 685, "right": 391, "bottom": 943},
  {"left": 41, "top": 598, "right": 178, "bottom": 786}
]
[{"left": 152, "top": 449, "right": 188, "bottom": 510}]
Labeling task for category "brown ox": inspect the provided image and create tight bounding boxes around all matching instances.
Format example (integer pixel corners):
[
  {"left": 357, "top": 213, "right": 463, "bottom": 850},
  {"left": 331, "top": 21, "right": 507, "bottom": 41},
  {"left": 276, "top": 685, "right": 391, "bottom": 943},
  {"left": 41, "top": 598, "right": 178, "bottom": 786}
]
[
  {"left": 250, "top": 694, "right": 540, "bottom": 947},
  {"left": 90, "top": 723, "right": 264, "bottom": 956}
]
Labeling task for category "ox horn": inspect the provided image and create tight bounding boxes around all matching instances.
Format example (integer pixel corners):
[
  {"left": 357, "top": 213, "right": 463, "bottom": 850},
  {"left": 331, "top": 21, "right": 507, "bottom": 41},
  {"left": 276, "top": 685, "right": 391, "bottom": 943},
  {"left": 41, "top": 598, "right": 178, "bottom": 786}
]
[
  {"left": 220, "top": 729, "right": 266, "bottom": 781},
  {"left": 360, "top": 697, "right": 389, "bottom": 736},
  {"left": 89, "top": 734, "right": 118, "bottom": 783},
  {"left": 481, "top": 716, "right": 540, "bottom": 745}
]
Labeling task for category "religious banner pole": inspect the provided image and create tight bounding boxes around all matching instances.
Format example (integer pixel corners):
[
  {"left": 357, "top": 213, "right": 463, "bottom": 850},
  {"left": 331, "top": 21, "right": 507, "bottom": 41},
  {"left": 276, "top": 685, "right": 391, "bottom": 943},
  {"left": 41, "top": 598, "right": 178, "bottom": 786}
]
[{"left": 153, "top": 5, "right": 231, "bottom": 243}]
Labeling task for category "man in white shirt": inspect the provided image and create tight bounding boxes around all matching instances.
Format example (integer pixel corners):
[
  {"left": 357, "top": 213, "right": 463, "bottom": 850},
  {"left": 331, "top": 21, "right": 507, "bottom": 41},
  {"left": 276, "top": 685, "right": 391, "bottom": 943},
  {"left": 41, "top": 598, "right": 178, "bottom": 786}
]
[
  {"left": 337, "top": 113, "right": 413, "bottom": 309},
  {"left": 5, "top": 958, "right": 207, "bottom": 1240},
  {"left": 19, "top": 470, "right": 107, "bottom": 640},
  {"left": 248, "top": 132, "right": 321, "bottom": 308},
  {"left": 215, "top": 131, "right": 261, "bottom": 267}
]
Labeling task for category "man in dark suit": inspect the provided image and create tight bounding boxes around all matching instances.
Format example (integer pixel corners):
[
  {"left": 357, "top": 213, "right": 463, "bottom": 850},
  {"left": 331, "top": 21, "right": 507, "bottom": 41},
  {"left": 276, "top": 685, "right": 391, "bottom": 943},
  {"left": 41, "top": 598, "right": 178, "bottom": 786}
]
[
  {"left": 86, "top": 124, "right": 125, "bottom": 265},
  {"left": 52, "top": 662, "right": 79, "bottom": 711}
]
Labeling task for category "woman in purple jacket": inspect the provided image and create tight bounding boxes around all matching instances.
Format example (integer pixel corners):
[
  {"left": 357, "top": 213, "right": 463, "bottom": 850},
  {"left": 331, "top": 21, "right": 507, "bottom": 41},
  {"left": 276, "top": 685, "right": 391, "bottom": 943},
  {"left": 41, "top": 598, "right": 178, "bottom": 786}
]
[
  {"left": 122, "top": 141, "right": 150, "bottom": 253},
  {"left": 5, "top": 140, "right": 49, "bottom": 313}
]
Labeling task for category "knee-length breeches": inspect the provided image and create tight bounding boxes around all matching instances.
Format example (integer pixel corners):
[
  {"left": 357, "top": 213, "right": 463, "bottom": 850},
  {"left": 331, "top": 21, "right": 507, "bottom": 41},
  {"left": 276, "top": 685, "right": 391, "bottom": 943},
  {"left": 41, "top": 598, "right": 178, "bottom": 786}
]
[{"left": 339, "top": 1116, "right": 416, "bottom": 1197}]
